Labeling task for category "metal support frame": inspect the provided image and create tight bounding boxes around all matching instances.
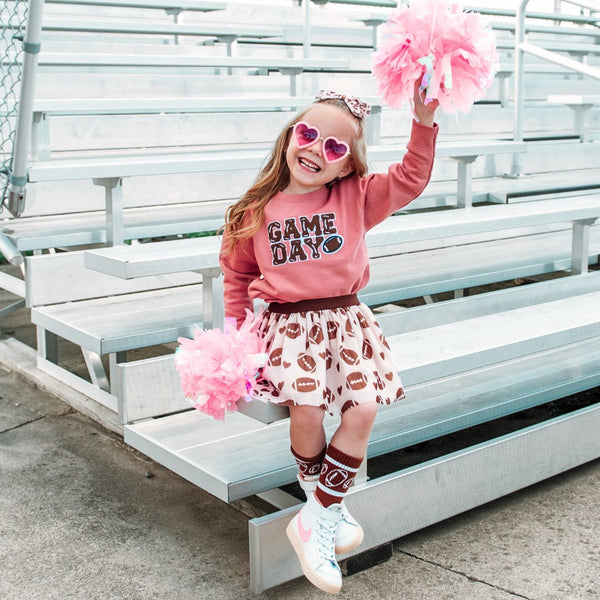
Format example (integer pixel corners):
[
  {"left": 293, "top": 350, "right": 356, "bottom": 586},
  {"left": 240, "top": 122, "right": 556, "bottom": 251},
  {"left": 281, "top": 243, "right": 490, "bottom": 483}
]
[
  {"left": 164, "top": 7, "right": 182, "bottom": 44},
  {"left": 0, "top": 269, "right": 25, "bottom": 298},
  {"left": 565, "top": 102, "right": 594, "bottom": 142},
  {"left": 0, "top": 231, "right": 24, "bottom": 266},
  {"left": 35, "top": 324, "right": 120, "bottom": 413},
  {"left": 31, "top": 111, "right": 50, "bottom": 160},
  {"left": 303, "top": 0, "right": 312, "bottom": 58},
  {"left": 200, "top": 268, "right": 223, "bottom": 329},
  {"left": 36, "top": 325, "right": 58, "bottom": 364},
  {"left": 511, "top": 0, "right": 529, "bottom": 177},
  {"left": 278, "top": 68, "right": 302, "bottom": 96},
  {"left": 81, "top": 348, "right": 111, "bottom": 392},
  {"left": 446, "top": 156, "right": 477, "bottom": 208},
  {"left": 365, "top": 105, "right": 381, "bottom": 145},
  {"left": 93, "top": 177, "right": 124, "bottom": 246},
  {"left": 359, "top": 18, "right": 384, "bottom": 49},
  {"left": 571, "top": 218, "right": 597, "bottom": 275},
  {"left": 496, "top": 71, "right": 511, "bottom": 108}
]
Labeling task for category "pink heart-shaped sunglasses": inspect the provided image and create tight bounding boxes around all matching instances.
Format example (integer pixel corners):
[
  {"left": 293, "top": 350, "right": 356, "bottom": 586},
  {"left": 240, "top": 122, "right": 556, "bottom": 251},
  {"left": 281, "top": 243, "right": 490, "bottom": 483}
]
[{"left": 291, "top": 121, "right": 351, "bottom": 164}]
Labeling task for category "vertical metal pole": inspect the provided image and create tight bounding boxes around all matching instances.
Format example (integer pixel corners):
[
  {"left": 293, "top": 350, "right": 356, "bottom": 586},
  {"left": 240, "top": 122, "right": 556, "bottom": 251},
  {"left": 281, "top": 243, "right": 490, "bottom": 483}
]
[
  {"left": 7, "top": 0, "right": 46, "bottom": 217},
  {"left": 94, "top": 177, "right": 124, "bottom": 246},
  {"left": 36, "top": 326, "right": 58, "bottom": 364},
  {"left": 165, "top": 8, "right": 182, "bottom": 45},
  {"left": 571, "top": 219, "right": 596, "bottom": 275},
  {"left": 455, "top": 160, "right": 474, "bottom": 209},
  {"left": 31, "top": 110, "right": 50, "bottom": 160},
  {"left": 303, "top": 0, "right": 311, "bottom": 58},
  {"left": 511, "top": 0, "right": 529, "bottom": 177},
  {"left": 201, "top": 268, "right": 224, "bottom": 330}
]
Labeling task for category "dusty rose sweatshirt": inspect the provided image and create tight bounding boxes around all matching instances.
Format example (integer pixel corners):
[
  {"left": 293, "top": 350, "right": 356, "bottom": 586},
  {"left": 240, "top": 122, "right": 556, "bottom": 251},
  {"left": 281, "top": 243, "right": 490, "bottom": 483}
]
[{"left": 220, "top": 120, "right": 439, "bottom": 323}]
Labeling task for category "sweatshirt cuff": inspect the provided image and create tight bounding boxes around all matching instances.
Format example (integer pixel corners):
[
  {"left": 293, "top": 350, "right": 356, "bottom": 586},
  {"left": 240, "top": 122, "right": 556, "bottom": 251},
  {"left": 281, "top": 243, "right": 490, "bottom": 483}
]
[
  {"left": 412, "top": 118, "right": 438, "bottom": 131},
  {"left": 409, "top": 119, "right": 439, "bottom": 152}
]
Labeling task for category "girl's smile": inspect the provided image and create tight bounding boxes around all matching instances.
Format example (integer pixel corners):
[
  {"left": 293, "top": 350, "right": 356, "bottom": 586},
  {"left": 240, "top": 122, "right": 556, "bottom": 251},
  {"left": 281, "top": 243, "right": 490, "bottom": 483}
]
[{"left": 298, "top": 156, "right": 321, "bottom": 173}]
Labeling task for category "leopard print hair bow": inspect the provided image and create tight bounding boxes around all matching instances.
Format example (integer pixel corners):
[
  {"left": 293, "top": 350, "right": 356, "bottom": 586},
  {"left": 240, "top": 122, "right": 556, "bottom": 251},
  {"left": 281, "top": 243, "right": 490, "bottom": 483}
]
[{"left": 315, "top": 90, "right": 371, "bottom": 119}]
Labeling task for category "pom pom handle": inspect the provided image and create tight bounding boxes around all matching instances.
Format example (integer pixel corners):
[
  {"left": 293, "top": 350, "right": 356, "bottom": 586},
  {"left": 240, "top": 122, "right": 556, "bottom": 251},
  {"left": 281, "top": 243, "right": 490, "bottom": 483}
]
[{"left": 372, "top": 0, "right": 498, "bottom": 114}]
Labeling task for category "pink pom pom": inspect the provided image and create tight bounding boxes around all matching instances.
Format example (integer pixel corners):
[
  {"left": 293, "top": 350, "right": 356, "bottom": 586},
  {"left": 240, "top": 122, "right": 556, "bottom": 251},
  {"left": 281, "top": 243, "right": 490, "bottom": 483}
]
[
  {"left": 372, "top": 0, "right": 498, "bottom": 114},
  {"left": 174, "top": 311, "right": 267, "bottom": 420}
]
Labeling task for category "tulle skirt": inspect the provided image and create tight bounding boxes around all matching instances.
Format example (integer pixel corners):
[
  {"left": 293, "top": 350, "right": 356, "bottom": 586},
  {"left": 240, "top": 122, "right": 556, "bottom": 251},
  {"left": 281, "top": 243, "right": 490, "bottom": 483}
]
[{"left": 253, "top": 295, "right": 405, "bottom": 417}]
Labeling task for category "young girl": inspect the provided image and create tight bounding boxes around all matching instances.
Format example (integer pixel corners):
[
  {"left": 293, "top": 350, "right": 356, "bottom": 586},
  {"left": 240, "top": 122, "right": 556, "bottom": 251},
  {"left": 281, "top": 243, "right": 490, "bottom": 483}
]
[{"left": 219, "top": 84, "right": 438, "bottom": 594}]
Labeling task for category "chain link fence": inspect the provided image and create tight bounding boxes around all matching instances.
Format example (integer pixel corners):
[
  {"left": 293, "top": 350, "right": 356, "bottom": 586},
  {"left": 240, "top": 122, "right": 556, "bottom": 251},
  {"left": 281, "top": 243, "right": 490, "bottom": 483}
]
[{"left": 1, "top": 0, "right": 28, "bottom": 216}]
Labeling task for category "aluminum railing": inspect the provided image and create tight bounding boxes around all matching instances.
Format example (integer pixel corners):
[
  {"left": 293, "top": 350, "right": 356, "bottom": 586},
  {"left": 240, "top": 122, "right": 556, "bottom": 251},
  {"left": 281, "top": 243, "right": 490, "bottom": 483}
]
[{"left": 511, "top": 0, "right": 600, "bottom": 177}]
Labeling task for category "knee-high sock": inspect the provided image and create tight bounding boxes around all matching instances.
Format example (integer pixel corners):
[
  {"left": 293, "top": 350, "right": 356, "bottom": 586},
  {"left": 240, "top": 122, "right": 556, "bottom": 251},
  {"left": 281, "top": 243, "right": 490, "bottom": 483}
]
[
  {"left": 315, "top": 445, "right": 362, "bottom": 507},
  {"left": 291, "top": 445, "right": 326, "bottom": 480}
]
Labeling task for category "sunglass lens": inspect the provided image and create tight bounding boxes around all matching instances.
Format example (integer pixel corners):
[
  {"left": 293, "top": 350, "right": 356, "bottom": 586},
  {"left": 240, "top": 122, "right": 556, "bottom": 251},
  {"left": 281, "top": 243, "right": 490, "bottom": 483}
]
[
  {"left": 295, "top": 123, "right": 319, "bottom": 147},
  {"left": 324, "top": 138, "right": 349, "bottom": 162}
]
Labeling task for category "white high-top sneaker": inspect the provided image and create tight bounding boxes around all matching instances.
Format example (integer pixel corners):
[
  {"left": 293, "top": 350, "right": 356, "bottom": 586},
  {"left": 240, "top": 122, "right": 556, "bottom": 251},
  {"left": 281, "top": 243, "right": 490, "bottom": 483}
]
[
  {"left": 298, "top": 475, "right": 364, "bottom": 555},
  {"left": 286, "top": 494, "right": 343, "bottom": 594}
]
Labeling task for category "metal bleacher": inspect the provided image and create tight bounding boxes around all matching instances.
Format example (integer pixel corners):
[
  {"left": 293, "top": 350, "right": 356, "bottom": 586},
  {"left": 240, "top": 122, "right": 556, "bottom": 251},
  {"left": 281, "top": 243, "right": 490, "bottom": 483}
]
[{"left": 1, "top": 0, "right": 600, "bottom": 593}]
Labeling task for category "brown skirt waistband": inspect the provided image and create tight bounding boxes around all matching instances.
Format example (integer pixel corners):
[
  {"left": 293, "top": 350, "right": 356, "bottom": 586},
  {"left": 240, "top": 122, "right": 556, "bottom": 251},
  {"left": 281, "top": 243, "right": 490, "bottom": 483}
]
[{"left": 268, "top": 294, "right": 360, "bottom": 315}]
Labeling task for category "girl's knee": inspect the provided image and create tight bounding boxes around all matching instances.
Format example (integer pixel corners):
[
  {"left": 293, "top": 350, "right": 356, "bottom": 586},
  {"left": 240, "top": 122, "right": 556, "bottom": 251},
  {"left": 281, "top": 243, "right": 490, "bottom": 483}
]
[
  {"left": 289, "top": 405, "right": 326, "bottom": 429},
  {"left": 342, "top": 402, "right": 378, "bottom": 428}
]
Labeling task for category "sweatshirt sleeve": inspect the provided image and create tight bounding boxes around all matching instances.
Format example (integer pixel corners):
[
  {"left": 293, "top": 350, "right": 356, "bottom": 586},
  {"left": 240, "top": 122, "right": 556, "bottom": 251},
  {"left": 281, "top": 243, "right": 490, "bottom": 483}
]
[
  {"left": 362, "top": 119, "right": 438, "bottom": 231},
  {"left": 219, "top": 232, "right": 260, "bottom": 325}
]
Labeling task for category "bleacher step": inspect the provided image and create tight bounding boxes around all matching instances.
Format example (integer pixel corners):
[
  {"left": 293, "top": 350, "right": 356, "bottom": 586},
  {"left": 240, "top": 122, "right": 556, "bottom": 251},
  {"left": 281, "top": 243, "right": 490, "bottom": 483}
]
[
  {"left": 123, "top": 274, "right": 600, "bottom": 503},
  {"left": 364, "top": 225, "right": 600, "bottom": 305},
  {"left": 390, "top": 288, "right": 600, "bottom": 385},
  {"left": 32, "top": 284, "right": 204, "bottom": 354},
  {"left": 2, "top": 201, "right": 230, "bottom": 251},
  {"left": 124, "top": 333, "right": 600, "bottom": 504}
]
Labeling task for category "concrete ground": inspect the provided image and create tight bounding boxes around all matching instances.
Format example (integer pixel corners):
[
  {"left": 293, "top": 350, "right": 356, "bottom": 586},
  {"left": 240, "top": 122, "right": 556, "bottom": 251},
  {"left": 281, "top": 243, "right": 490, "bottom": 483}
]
[{"left": 1, "top": 360, "right": 600, "bottom": 600}]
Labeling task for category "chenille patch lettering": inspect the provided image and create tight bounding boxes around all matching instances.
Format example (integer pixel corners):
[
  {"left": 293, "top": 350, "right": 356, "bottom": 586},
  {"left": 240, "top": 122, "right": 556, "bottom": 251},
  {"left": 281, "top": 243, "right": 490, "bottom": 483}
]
[{"left": 267, "top": 212, "right": 344, "bottom": 266}]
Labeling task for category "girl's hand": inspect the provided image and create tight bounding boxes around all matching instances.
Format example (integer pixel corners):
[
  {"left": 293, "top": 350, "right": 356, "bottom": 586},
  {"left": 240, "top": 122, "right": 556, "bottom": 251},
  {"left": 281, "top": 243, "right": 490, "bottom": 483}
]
[{"left": 411, "top": 76, "right": 439, "bottom": 127}]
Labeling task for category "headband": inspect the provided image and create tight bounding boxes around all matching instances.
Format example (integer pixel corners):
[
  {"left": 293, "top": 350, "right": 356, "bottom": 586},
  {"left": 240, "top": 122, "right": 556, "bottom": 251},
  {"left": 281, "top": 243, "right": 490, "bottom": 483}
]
[{"left": 314, "top": 90, "right": 371, "bottom": 119}]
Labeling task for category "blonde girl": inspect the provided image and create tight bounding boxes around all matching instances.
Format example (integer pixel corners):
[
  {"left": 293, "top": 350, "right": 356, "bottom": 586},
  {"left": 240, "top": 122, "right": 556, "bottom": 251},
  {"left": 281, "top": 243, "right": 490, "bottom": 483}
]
[{"left": 220, "top": 84, "right": 438, "bottom": 594}]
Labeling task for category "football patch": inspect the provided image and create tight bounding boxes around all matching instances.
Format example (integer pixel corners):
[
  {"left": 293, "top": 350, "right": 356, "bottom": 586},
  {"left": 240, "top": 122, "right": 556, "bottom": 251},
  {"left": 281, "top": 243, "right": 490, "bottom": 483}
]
[{"left": 322, "top": 234, "right": 343, "bottom": 254}]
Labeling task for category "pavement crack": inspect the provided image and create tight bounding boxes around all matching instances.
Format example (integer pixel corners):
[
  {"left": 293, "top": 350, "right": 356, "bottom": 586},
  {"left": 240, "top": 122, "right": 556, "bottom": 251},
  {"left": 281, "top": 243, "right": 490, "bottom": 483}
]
[
  {"left": 398, "top": 550, "right": 534, "bottom": 599},
  {"left": 0, "top": 415, "right": 46, "bottom": 435}
]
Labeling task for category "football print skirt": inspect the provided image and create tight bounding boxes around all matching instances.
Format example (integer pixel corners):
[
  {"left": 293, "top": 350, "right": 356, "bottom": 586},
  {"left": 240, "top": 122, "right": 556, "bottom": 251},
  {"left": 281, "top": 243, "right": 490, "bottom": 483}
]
[{"left": 253, "top": 294, "right": 405, "bottom": 416}]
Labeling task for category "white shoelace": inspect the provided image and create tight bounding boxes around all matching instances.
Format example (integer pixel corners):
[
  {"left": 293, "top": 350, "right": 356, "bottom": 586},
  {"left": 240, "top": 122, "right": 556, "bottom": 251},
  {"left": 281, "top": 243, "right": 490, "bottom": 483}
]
[{"left": 315, "top": 513, "right": 338, "bottom": 563}]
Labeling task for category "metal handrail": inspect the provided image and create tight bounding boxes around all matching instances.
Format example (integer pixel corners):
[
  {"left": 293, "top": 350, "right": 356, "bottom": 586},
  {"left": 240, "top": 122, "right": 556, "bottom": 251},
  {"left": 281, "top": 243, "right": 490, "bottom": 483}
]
[
  {"left": 0, "top": 231, "right": 23, "bottom": 266},
  {"left": 7, "top": 0, "right": 45, "bottom": 217},
  {"left": 512, "top": 0, "right": 600, "bottom": 176},
  {"left": 555, "top": 0, "right": 600, "bottom": 13}
]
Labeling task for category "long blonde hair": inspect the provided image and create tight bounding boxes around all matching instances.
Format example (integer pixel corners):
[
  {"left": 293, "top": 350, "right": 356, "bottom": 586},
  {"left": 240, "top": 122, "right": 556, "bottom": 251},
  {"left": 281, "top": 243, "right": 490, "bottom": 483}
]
[{"left": 221, "top": 98, "right": 369, "bottom": 254}]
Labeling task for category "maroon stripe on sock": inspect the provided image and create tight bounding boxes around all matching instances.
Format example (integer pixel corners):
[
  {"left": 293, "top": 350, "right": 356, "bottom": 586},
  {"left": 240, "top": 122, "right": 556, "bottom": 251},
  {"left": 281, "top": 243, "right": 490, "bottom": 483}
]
[{"left": 315, "top": 445, "right": 363, "bottom": 507}]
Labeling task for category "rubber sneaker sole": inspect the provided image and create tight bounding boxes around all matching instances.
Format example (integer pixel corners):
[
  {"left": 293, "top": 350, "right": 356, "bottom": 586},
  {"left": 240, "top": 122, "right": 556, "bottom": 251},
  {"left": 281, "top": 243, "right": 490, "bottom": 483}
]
[{"left": 335, "top": 522, "right": 364, "bottom": 555}]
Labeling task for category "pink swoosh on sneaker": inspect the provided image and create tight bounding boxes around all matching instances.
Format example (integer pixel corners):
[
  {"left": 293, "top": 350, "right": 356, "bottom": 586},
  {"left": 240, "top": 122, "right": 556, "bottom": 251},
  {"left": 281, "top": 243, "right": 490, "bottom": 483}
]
[{"left": 297, "top": 514, "right": 312, "bottom": 543}]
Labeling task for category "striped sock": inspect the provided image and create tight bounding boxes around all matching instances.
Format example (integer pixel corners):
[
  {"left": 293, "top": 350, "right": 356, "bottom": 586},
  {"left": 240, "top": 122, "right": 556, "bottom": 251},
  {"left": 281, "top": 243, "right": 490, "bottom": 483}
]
[
  {"left": 291, "top": 446, "right": 326, "bottom": 480},
  {"left": 315, "top": 445, "right": 363, "bottom": 507}
]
